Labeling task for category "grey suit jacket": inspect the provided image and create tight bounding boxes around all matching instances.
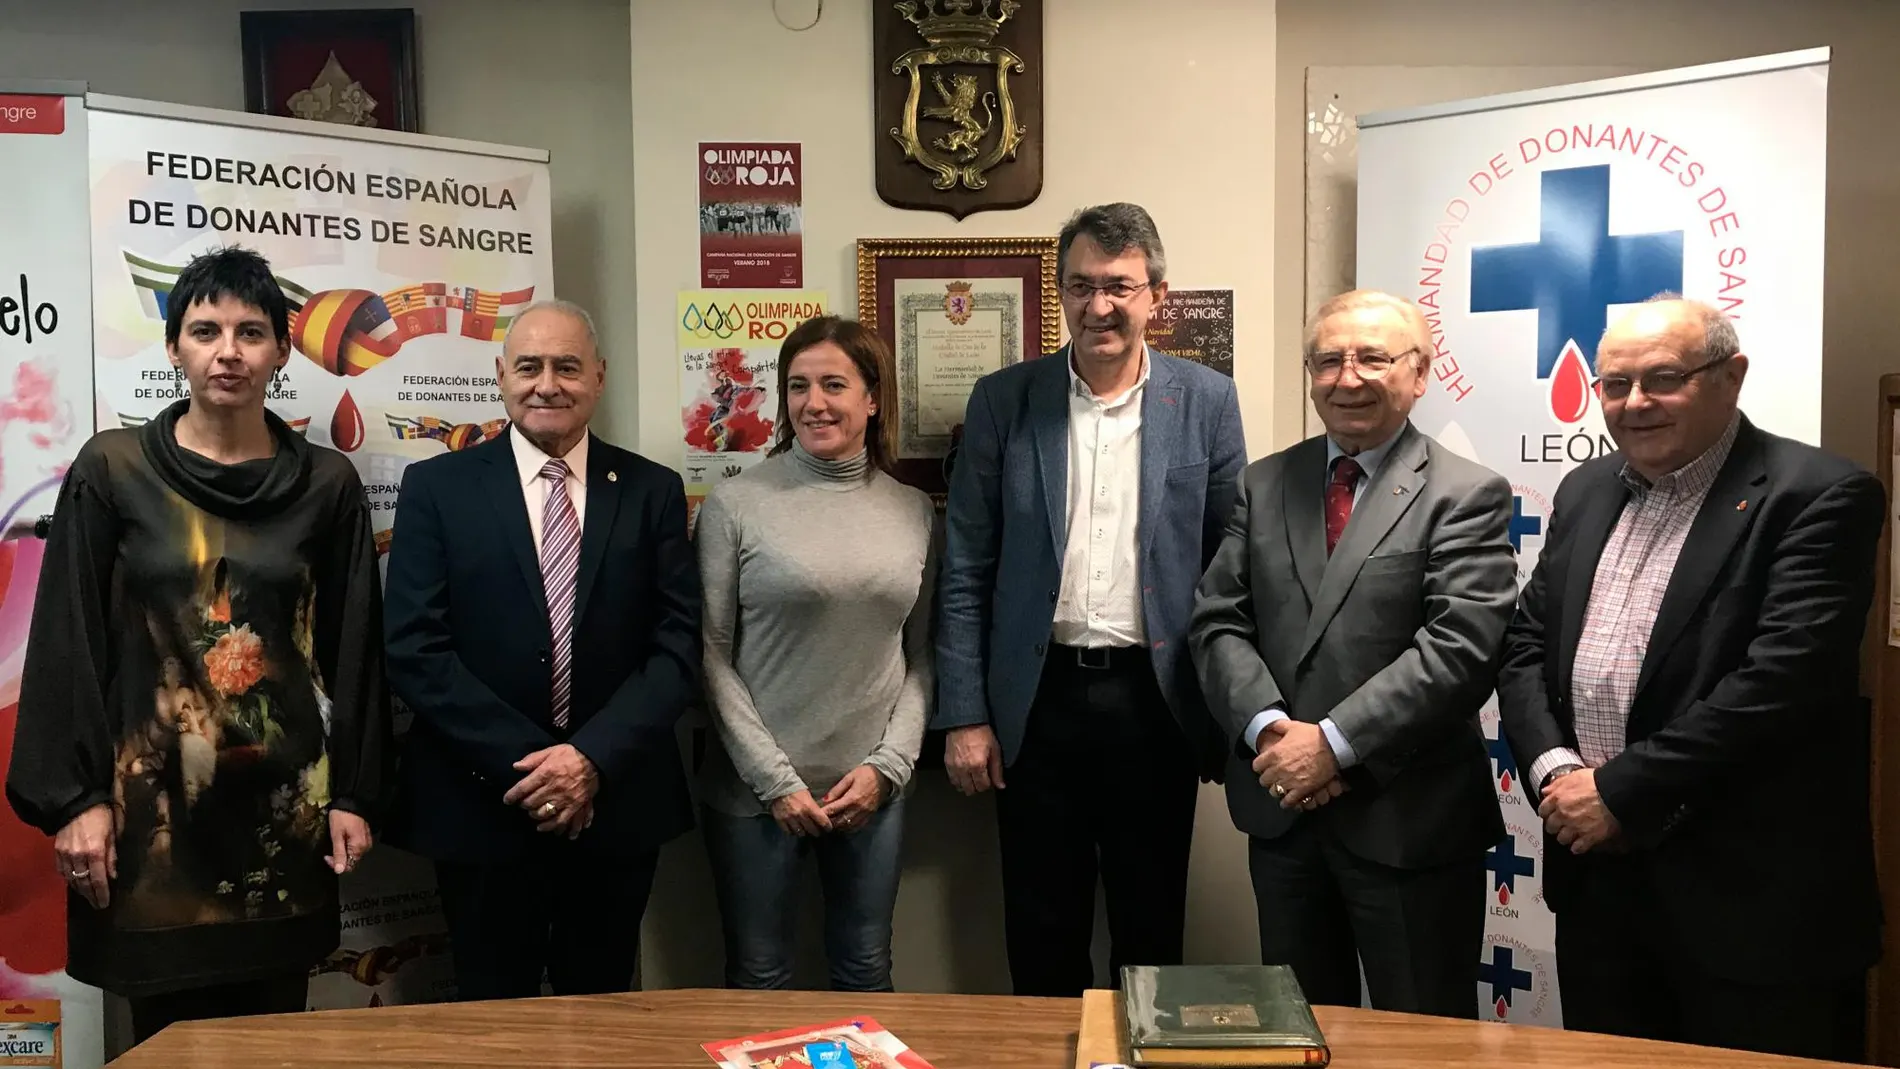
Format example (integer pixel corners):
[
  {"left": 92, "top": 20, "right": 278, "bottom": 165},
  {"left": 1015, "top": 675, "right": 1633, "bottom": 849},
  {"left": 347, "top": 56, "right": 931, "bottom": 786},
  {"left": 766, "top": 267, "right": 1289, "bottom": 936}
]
[
  {"left": 933, "top": 346, "right": 1246, "bottom": 779},
  {"left": 1189, "top": 422, "right": 1514, "bottom": 868}
]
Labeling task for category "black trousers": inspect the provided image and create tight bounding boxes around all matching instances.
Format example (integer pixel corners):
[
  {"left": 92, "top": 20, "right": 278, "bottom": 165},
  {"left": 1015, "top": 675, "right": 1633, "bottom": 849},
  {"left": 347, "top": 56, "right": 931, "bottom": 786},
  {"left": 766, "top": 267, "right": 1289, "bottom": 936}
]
[
  {"left": 128, "top": 971, "right": 308, "bottom": 1045},
  {"left": 435, "top": 844, "right": 660, "bottom": 1001},
  {"left": 1555, "top": 852, "right": 1865, "bottom": 1061},
  {"left": 994, "top": 644, "right": 1200, "bottom": 997},
  {"left": 1248, "top": 816, "right": 1484, "bottom": 1019}
]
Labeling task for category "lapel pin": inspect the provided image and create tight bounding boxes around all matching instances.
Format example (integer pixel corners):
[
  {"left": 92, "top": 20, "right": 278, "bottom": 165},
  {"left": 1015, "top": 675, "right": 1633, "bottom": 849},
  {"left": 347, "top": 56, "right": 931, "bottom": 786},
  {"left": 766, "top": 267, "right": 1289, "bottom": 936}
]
[
  {"left": 608, "top": 471, "right": 618, "bottom": 483},
  {"left": 1735, "top": 499, "right": 1746, "bottom": 511}
]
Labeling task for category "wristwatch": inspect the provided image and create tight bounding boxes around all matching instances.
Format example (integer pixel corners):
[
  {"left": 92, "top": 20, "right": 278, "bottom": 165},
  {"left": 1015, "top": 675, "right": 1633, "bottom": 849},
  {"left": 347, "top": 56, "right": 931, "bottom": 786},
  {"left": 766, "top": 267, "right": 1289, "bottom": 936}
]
[{"left": 1540, "top": 763, "right": 1584, "bottom": 792}]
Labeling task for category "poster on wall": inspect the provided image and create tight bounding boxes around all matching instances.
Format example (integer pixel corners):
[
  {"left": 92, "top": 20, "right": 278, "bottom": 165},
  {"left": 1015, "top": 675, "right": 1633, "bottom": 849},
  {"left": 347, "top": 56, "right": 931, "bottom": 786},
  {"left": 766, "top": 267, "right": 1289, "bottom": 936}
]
[
  {"left": 1356, "top": 50, "right": 1828, "bottom": 1026},
  {"left": 699, "top": 142, "right": 802, "bottom": 289},
  {"left": 0, "top": 82, "right": 105, "bottom": 1069},
  {"left": 678, "top": 289, "right": 825, "bottom": 517},
  {"left": 1144, "top": 287, "right": 1233, "bottom": 377},
  {"left": 87, "top": 94, "right": 555, "bottom": 1012}
]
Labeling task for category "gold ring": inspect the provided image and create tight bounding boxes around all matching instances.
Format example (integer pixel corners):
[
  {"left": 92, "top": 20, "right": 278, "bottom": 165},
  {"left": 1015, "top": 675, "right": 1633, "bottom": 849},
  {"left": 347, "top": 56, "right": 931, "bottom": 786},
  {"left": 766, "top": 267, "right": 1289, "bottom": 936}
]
[
  {"left": 539, "top": 802, "right": 558, "bottom": 818},
  {"left": 1269, "top": 783, "right": 1287, "bottom": 799}
]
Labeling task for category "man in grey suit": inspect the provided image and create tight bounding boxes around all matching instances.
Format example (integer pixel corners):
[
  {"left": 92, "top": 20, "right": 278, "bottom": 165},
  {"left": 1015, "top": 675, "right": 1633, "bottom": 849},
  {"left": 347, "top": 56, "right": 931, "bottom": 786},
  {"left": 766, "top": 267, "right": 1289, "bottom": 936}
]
[
  {"left": 1189, "top": 289, "right": 1515, "bottom": 1018},
  {"left": 934, "top": 203, "right": 1246, "bottom": 997}
]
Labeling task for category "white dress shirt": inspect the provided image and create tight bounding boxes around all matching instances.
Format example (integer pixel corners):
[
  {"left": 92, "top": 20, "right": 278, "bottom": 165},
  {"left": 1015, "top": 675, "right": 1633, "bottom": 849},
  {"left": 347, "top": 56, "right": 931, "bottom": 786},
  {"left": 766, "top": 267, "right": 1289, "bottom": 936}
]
[
  {"left": 1051, "top": 351, "right": 1149, "bottom": 648},
  {"left": 1240, "top": 430, "right": 1406, "bottom": 767},
  {"left": 511, "top": 425, "right": 589, "bottom": 555}
]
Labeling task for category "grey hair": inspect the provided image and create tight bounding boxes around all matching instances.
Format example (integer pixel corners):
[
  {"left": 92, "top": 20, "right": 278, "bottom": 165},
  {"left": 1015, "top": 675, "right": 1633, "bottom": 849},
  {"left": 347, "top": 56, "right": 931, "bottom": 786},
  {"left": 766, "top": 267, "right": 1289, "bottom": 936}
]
[
  {"left": 1058, "top": 203, "right": 1167, "bottom": 286},
  {"left": 502, "top": 298, "right": 600, "bottom": 356},
  {"left": 1302, "top": 289, "right": 1437, "bottom": 365},
  {"left": 1640, "top": 291, "right": 1740, "bottom": 362}
]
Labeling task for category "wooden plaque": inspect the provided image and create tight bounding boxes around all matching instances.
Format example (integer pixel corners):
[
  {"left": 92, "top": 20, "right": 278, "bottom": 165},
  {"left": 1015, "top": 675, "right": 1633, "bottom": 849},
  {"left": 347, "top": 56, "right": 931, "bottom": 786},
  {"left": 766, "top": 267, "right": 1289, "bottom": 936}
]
[{"left": 873, "top": 0, "right": 1043, "bottom": 220}]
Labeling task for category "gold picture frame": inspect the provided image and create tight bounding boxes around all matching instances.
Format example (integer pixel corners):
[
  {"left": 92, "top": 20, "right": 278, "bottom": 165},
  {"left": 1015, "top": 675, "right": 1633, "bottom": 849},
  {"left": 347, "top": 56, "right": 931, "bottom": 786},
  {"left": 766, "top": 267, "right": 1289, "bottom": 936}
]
[{"left": 855, "top": 236, "right": 1062, "bottom": 494}]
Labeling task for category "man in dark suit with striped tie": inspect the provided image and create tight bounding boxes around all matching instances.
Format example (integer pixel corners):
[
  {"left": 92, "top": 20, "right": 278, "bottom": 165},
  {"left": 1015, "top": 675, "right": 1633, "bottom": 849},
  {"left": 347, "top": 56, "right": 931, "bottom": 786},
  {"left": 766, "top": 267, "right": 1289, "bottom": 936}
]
[{"left": 384, "top": 300, "right": 700, "bottom": 1000}]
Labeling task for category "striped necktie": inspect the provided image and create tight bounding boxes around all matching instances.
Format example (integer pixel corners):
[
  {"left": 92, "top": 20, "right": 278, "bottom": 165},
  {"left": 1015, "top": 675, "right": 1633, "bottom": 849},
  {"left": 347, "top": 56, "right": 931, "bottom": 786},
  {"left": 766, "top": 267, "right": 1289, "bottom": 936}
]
[{"left": 539, "top": 458, "right": 579, "bottom": 729}]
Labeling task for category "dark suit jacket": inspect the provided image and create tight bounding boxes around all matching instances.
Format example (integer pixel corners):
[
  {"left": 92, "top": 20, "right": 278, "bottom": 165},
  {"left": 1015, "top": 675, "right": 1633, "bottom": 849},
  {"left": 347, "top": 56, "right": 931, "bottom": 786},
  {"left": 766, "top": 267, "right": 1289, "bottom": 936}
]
[
  {"left": 1496, "top": 416, "right": 1883, "bottom": 980},
  {"left": 1190, "top": 423, "right": 1516, "bottom": 869},
  {"left": 933, "top": 347, "right": 1246, "bottom": 779},
  {"left": 382, "top": 431, "right": 699, "bottom": 863}
]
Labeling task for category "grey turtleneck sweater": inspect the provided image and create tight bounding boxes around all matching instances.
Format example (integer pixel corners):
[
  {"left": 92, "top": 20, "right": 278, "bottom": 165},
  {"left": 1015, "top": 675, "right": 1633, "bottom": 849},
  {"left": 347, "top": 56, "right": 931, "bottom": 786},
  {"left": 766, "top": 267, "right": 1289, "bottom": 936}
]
[{"left": 695, "top": 443, "right": 939, "bottom": 817}]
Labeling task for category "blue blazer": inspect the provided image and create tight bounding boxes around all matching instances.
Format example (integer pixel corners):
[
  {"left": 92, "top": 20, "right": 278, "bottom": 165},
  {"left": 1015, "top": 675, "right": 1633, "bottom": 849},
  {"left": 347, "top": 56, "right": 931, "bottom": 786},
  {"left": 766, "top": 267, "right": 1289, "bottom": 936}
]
[{"left": 933, "top": 347, "right": 1246, "bottom": 779}]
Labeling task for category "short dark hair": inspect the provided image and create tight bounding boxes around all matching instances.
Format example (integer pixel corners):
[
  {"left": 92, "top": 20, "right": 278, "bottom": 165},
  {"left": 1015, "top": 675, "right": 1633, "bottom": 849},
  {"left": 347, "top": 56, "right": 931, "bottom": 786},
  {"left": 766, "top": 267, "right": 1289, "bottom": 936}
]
[
  {"left": 164, "top": 245, "right": 291, "bottom": 349},
  {"left": 1057, "top": 203, "right": 1167, "bottom": 286},
  {"left": 769, "top": 315, "right": 897, "bottom": 474}
]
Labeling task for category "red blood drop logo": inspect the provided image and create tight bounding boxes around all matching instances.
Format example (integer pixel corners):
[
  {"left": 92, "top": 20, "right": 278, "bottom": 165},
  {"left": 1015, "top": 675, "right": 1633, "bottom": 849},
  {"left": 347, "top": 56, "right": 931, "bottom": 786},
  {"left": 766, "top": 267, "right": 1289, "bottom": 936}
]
[
  {"left": 331, "top": 390, "right": 365, "bottom": 452},
  {"left": 1547, "top": 340, "right": 1593, "bottom": 424},
  {"left": 1499, "top": 770, "right": 1513, "bottom": 793},
  {"left": 1498, "top": 884, "right": 1512, "bottom": 906},
  {"left": 1495, "top": 996, "right": 1510, "bottom": 1019}
]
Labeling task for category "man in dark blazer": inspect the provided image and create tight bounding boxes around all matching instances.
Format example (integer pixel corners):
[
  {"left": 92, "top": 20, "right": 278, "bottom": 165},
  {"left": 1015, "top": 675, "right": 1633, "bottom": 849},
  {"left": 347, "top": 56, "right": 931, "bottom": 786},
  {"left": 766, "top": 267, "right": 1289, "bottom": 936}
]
[
  {"left": 934, "top": 203, "right": 1246, "bottom": 997},
  {"left": 1190, "top": 289, "right": 1516, "bottom": 1018},
  {"left": 1497, "top": 296, "right": 1881, "bottom": 1061},
  {"left": 383, "top": 299, "right": 698, "bottom": 1000}
]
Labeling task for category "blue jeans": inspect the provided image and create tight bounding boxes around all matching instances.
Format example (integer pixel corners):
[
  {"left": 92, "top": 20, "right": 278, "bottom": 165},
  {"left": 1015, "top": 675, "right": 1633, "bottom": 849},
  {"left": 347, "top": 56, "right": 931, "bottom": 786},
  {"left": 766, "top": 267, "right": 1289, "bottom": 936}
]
[{"left": 702, "top": 794, "right": 906, "bottom": 991}]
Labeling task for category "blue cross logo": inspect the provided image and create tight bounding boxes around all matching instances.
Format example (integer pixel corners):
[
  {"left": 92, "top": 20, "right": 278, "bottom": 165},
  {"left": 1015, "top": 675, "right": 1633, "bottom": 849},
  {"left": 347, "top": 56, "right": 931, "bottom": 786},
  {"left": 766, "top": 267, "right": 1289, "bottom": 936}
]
[
  {"left": 1508, "top": 495, "right": 1542, "bottom": 552},
  {"left": 1486, "top": 833, "right": 1536, "bottom": 894},
  {"left": 1478, "top": 945, "right": 1535, "bottom": 1009},
  {"left": 1471, "top": 165, "right": 1685, "bottom": 378},
  {"left": 1487, "top": 731, "right": 1519, "bottom": 788}
]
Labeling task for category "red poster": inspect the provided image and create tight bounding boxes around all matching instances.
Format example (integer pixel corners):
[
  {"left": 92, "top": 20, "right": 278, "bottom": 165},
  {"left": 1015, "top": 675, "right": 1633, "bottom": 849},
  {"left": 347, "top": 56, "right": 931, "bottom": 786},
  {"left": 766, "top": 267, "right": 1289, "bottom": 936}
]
[{"left": 699, "top": 142, "right": 802, "bottom": 288}]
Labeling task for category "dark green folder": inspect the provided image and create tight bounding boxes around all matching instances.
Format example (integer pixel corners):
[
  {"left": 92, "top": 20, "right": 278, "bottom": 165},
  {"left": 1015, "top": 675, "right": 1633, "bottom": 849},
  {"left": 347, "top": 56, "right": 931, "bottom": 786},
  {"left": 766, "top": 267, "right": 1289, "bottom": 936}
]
[{"left": 1119, "top": 964, "right": 1330, "bottom": 1067}]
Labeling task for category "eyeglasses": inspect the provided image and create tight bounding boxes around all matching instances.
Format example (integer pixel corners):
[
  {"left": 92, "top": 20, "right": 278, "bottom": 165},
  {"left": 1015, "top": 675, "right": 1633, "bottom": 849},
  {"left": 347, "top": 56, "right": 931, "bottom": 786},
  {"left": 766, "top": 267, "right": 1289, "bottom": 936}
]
[
  {"left": 1305, "top": 347, "right": 1419, "bottom": 384},
  {"left": 1595, "top": 353, "right": 1732, "bottom": 401},
  {"left": 1062, "top": 278, "right": 1151, "bottom": 303}
]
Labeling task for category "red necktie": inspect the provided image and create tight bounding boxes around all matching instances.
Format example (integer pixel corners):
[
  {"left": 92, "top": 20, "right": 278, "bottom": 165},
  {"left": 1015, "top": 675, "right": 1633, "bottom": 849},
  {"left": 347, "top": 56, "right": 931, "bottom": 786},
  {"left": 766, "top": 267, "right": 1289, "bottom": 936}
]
[{"left": 1325, "top": 456, "right": 1363, "bottom": 556}]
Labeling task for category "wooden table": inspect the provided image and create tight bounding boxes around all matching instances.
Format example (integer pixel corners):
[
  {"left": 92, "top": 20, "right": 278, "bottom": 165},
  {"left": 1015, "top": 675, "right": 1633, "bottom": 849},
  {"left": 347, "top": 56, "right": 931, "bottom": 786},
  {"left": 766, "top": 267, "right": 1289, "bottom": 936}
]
[{"left": 109, "top": 989, "right": 1856, "bottom": 1068}]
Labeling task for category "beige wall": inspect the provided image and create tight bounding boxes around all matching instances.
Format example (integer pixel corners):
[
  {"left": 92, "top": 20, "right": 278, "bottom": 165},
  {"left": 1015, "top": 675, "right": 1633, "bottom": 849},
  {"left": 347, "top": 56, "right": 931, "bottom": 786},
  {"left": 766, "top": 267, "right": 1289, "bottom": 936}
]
[
  {"left": 630, "top": 0, "right": 1281, "bottom": 462},
  {"left": 1275, "top": 0, "right": 1900, "bottom": 471},
  {"left": 630, "top": 0, "right": 1278, "bottom": 991},
  {"left": 0, "top": 0, "right": 642, "bottom": 446}
]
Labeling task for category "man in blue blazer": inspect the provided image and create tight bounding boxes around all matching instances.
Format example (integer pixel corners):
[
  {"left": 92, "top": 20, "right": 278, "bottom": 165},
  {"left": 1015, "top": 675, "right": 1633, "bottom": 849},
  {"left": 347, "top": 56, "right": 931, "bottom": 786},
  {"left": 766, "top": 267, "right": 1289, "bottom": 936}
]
[
  {"left": 383, "top": 300, "right": 699, "bottom": 1001},
  {"left": 934, "top": 203, "right": 1247, "bottom": 996}
]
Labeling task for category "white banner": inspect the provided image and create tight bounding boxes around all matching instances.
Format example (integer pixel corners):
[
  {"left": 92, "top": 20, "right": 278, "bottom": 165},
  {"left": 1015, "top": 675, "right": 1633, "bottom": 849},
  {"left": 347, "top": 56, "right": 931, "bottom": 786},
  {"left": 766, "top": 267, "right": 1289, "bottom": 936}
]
[
  {"left": 1355, "top": 50, "right": 1829, "bottom": 1027},
  {"left": 87, "top": 96, "right": 556, "bottom": 1012},
  {"left": 0, "top": 82, "right": 104, "bottom": 1069}
]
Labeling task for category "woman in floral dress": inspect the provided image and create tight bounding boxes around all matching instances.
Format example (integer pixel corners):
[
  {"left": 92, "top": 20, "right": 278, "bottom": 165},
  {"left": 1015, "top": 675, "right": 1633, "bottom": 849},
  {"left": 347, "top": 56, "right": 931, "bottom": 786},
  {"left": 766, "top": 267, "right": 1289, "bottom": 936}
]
[{"left": 4, "top": 247, "right": 389, "bottom": 1043}]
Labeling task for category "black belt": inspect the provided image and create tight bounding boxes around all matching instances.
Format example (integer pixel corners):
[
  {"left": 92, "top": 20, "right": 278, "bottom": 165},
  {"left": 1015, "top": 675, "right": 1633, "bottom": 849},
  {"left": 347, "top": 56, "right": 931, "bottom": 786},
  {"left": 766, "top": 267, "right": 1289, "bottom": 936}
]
[{"left": 1052, "top": 643, "right": 1146, "bottom": 670}]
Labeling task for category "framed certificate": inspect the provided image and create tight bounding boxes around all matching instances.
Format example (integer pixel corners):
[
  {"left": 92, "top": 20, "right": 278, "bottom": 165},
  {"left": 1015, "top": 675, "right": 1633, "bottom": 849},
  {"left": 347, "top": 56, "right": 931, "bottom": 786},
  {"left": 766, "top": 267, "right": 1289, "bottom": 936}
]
[{"left": 856, "top": 236, "right": 1062, "bottom": 496}]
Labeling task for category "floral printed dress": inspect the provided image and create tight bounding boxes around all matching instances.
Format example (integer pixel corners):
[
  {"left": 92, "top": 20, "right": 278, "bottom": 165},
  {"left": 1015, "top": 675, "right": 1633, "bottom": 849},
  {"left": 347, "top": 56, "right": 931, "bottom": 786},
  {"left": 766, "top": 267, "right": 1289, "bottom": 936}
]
[{"left": 4, "top": 398, "right": 389, "bottom": 997}]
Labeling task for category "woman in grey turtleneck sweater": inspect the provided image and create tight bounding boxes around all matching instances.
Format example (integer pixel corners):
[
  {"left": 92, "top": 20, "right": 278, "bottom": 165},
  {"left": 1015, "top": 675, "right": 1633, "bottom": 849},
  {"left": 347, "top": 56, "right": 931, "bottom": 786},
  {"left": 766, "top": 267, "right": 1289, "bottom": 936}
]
[{"left": 695, "top": 315, "right": 936, "bottom": 992}]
